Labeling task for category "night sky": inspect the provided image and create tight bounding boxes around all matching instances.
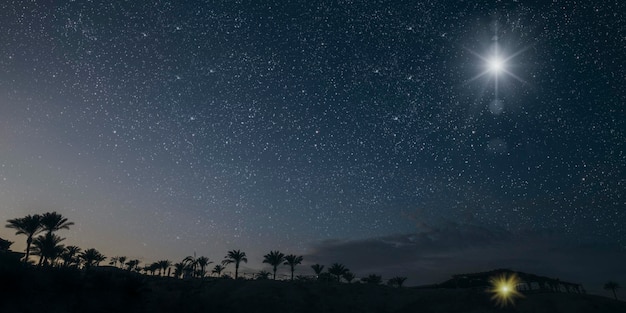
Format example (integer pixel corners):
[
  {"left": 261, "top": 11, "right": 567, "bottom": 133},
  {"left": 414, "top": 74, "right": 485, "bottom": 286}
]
[{"left": 1, "top": 0, "right": 624, "bottom": 294}]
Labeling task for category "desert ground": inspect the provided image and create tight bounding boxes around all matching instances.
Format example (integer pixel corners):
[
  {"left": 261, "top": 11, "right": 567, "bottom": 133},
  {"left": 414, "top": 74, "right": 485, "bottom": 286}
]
[{"left": 1, "top": 262, "right": 624, "bottom": 313}]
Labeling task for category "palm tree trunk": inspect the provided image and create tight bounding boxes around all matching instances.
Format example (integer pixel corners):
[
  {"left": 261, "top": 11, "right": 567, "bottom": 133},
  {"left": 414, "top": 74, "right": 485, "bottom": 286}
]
[
  {"left": 235, "top": 264, "right": 239, "bottom": 279},
  {"left": 291, "top": 269, "right": 294, "bottom": 281},
  {"left": 613, "top": 289, "right": 617, "bottom": 300},
  {"left": 25, "top": 237, "right": 32, "bottom": 263}
]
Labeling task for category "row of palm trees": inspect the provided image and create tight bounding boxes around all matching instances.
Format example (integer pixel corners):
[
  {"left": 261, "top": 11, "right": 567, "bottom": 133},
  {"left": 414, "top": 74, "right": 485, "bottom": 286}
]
[
  {"left": 4, "top": 213, "right": 405, "bottom": 285},
  {"left": 5, "top": 212, "right": 108, "bottom": 269},
  {"left": 309, "top": 263, "right": 407, "bottom": 287}
]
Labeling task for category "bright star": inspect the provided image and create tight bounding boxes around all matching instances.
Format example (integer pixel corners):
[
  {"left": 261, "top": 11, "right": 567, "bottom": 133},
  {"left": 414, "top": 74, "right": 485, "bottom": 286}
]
[
  {"left": 487, "top": 56, "right": 504, "bottom": 74},
  {"left": 466, "top": 38, "right": 528, "bottom": 102},
  {"left": 487, "top": 273, "right": 524, "bottom": 307}
]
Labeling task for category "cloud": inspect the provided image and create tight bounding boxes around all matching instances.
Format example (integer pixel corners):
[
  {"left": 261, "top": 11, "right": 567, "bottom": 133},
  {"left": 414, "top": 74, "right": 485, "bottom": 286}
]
[{"left": 304, "top": 224, "right": 626, "bottom": 296}]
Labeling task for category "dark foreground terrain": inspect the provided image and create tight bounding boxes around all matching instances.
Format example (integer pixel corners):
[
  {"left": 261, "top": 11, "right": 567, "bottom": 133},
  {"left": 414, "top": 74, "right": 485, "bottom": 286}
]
[{"left": 1, "top": 262, "right": 624, "bottom": 313}]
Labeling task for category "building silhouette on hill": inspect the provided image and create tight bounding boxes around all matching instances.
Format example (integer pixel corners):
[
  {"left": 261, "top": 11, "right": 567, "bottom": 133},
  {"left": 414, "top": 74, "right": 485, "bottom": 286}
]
[{"left": 436, "top": 268, "right": 585, "bottom": 294}]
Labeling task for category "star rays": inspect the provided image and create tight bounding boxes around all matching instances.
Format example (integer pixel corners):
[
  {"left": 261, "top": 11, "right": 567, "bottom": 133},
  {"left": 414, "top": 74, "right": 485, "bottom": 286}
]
[{"left": 467, "top": 42, "right": 527, "bottom": 98}]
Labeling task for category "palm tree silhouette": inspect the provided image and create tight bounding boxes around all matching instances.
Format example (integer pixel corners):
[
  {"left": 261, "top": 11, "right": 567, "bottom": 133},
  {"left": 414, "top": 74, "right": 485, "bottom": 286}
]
[
  {"left": 80, "top": 248, "right": 106, "bottom": 269},
  {"left": 173, "top": 262, "right": 185, "bottom": 278},
  {"left": 256, "top": 270, "right": 271, "bottom": 280},
  {"left": 0, "top": 237, "right": 12, "bottom": 252},
  {"left": 604, "top": 281, "right": 620, "bottom": 300},
  {"left": 212, "top": 264, "right": 226, "bottom": 277},
  {"left": 6, "top": 214, "right": 43, "bottom": 263},
  {"left": 182, "top": 255, "right": 198, "bottom": 277},
  {"left": 40, "top": 212, "right": 74, "bottom": 234},
  {"left": 31, "top": 233, "right": 65, "bottom": 266},
  {"left": 109, "top": 256, "right": 119, "bottom": 267},
  {"left": 263, "top": 250, "right": 285, "bottom": 280},
  {"left": 283, "top": 254, "right": 303, "bottom": 281},
  {"left": 342, "top": 271, "right": 355, "bottom": 283},
  {"left": 222, "top": 249, "right": 247, "bottom": 279},
  {"left": 328, "top": 263, "right": 349, "bottom": 282},
  {"left": 387, "top": 276, "right": 407, "bottom": 288},
  {"left": 117, "top": 256, "right": 128, "bottom": 269},
  {"left": 60, "top": 246, "right": 81, "bottom": 267},
  {"left": 126, "top": 259, "right": 140, "bottom": 271},
  {"left": 195, "top": 256, "right": 212, "bottom": 277},
  {"left": 157, "top": 260, "right": 172, "bottom": 276},
  {"left": 311, "top": 264, "right": 325, "bottom": 279},
  {"left": 148, "top": 262, "right": 159, "bottom": 275},
  {"left": 361, "top": 274, "right": 382, "bottom": 285}
]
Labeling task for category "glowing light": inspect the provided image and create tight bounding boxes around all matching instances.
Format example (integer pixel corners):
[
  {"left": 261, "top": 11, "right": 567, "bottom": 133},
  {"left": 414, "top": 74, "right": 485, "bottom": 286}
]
[
  {"left": 466, "top": 41, "right": 527, "bottom": 94},
  {"left": 487, "top": 57, "right": 504, "bottom": 74},
  {"left": 487, "top": 273, "right": 524, "bottom": 307}
]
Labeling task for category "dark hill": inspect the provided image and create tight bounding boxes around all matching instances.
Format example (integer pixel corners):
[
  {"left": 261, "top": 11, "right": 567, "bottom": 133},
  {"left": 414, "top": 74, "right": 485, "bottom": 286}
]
[{"left": 0, "top": 264, "right": 624, "bottom": 313}]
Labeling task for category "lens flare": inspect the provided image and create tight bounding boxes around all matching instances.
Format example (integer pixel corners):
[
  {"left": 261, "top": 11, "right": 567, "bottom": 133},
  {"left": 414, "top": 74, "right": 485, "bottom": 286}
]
[
  {"left": 487, "top": 273, "right": 524, "bottom": 307},
  {"left": 487, "top": 57, "right": 504, "bottom": 74}
]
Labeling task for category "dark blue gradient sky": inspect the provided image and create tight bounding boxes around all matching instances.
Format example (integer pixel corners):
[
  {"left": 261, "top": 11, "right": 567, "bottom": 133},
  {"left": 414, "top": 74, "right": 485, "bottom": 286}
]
[{"left": 0, "top": 0, "right": 624, "bottom": 295}]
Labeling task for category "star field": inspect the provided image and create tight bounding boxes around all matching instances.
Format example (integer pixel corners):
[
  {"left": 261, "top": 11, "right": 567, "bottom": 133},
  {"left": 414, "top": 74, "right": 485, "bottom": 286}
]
[{"left": 0, "top": 0, "right": 624, "bottom": 274}]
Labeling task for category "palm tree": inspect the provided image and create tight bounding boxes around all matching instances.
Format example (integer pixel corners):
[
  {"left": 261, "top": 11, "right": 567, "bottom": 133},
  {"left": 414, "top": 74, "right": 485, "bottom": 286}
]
[
  {"left": 80, "top": 248, "right": 106, "bottom": 269},
  {"left": 40, "top": 212, "right": 74, "bottom": 234},
  {"left": 222, "top": 249, "right": 247, "bottom": 279},
  {"left": 328, "top": 263, "right": 349, "bottom": 282},
  {"left": 195, "top": 256, "right": 212, "bottom": 277},
  {"left": 387, "top": 276, "right": 408, "bottom": 288},
  {"left": 283, "top": 254, "right": 303, "bottom": 281},
  {"left": 604, "top": 281, "right": 620, "bottom": 300},
  {"left": 6, "top": 214, "right": 43, "bottom": 263},
  {"left": 31, "top": 233, "right": 65, "bottom": 266},
  {"left": 256, "top": 270, "right": 271, "bottom": 280},
  {"left": 361, "top": 274, "right": 382, "bottom": 285},
  {"left": 0, "top": 237, "right": 13, "bottom": 252},
  {"left": 182, "top": 255, "right": 198, "bottom": 277},
  {"left": 173, "top": 262, "right": 185, "bottom": 278},
  {"left": 117, "top": 256, "right": 128, "bottom": 269},
  {"left": 125, "top": 259, "right": 140, "bottom": 271},
  {"left": 60, "top": 246, "right": 81, "bottom": 267},
  {"left": 109, "top": 256, "right": 119, "bottom": 267},
  {"left": 212, "top": 264, "right": 226, "bottom": 277},
  {"left": 311, "top": 264, "right": 325, "bottom": 279},
  {"left": 342, "top": 271, "right": 355, "bottom": 283},
  {"left": 263, "top": 250, "right": 285, "bottom": 280},
  {"left": 158, "top": 260, "right": 172, "bottom": 277},
  {"left": 148, "top": 262, "right": 159, "bottom": 275}
]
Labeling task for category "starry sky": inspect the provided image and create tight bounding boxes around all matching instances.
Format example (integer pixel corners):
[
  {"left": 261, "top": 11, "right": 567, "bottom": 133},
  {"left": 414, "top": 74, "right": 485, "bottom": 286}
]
[{"left": 1, "top": 0, "right": 624, "bottom": 294}]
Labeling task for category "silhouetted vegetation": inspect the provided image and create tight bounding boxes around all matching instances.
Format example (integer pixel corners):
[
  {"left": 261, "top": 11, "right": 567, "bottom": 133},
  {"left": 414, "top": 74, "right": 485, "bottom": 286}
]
[
  {"left": 211, "top": 264, "right": 225, "bottom": 277},
  {"left": 283, "top": 254, "right": 303, "bottom": 281},
  {"left": 222, "top": 249, "right": 247, "bottom": 279},
  {"left": 6, "top": 214, "right": 44, "bottom": 262},
  {"left": 0, "top": 237, "right": 13, "bottom": 252},
  {"left": 61, "top": 245, "right": 82, "bottom": 267},
  {"left": 387, "top": 276, "right": 408, "bottom": 288},
  {"left": 311, "top": 263, "right": 325, "bottom": 279},
  {"left": 263, "top": 250, "right": 285, "bottom": 280},
  {"left": 342, "top": 271, "right": 356, "bottom": 283},
  {"left": 80, "top": 248, "right": 106, "bottom": 269},
  {"left": 256, "top": 270, "right": 271, "bottom": 280},
  {"left": 328, "top": 263, "right": 349, "bottom": 282},
  {"left": 192, "top": 256, "right": 209, "bottom": 277},
  {"left": 362, "top": 274, "right": 383, "bottom": 285},
  {"left": 4, "top": 212, "right": 624, "bottom": 313},
  {"left": 604, "top": 281, "right": 620, "bottom": 300},
  {"left": 32, "top": 232, "right": 65, "bottom": 266}
]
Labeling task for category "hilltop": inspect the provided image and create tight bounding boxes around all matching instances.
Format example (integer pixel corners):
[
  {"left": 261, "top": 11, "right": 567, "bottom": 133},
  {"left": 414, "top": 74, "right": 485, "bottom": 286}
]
[{"left": 1, "top": 263, "right": 624, "bottom": 313}]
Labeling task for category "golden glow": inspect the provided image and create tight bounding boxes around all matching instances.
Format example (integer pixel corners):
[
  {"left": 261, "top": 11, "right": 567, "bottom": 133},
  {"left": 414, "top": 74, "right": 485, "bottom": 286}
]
[{"left": 487, "top": 273, "right": 524, "bottom": 307}]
